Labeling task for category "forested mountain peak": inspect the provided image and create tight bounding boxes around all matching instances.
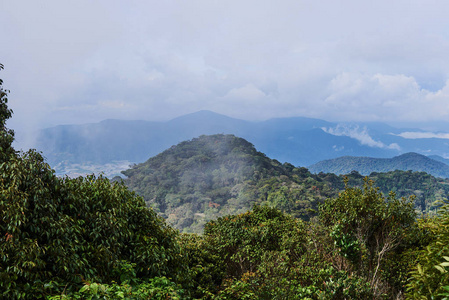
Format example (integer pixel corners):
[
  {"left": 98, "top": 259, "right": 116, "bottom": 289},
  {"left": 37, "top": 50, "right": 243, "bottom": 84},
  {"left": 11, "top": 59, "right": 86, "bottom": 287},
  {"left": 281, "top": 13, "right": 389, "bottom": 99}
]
[
  {"left": 122, "top": 134, "right": 325, "bottom": 232},
  {"left": 309, "top": 152, "right": 449, "bottom": 178},
  {"left": 122, "top": 134, "right": 449, "bottom": 233},
  {"left": 123, "top": 134, "right": 286, "bottom": 178}
]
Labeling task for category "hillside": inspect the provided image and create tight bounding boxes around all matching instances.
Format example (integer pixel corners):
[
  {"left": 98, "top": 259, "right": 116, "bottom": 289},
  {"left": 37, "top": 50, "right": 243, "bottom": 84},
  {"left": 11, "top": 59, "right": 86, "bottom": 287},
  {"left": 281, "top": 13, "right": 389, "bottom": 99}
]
[
  {"left": 33, "top": 110, "right": 449, "bottom": 177},
  {"left": 429, "top": 155, "right": 449, "bottom": 166},
  {"left": 122, "top": 134, "right": 343, "bottom": 232},
  {"left": 308, "top": 152, "right": 449, "bottom": 178},
  {"left": 122, "top": 135, "right": 449, "bottom": 233}
]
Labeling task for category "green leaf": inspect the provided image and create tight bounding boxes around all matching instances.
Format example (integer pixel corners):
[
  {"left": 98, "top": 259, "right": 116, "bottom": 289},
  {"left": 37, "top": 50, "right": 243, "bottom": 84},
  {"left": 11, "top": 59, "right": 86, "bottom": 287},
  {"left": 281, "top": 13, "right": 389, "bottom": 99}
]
[
  {"left": 434, "top": 265, "right": 446, "bottom": 274},
  {"left": 79, "top": 285, "right": 90, "bottom": 293},
  {"left": 418, "top": 264, "right": 423, "bottom": 275}
]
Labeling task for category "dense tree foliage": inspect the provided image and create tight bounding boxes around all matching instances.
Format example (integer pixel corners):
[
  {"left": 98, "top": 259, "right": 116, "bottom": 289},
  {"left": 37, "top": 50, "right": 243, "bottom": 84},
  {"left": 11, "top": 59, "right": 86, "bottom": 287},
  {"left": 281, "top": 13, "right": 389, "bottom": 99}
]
[
  {"left": 123, "top": 135, "right": 341, "bottom": 233},
  {"left": 177, "top": 183, "right": 427, "bottom": 299},
  {"left": 3, "top": 64, "right": 449, "bottom": 298},
  {"left": 0, "top": 63, "right": 14, "bottom": 162},
  {"left": 0, "top": 155, "right": 186, "bottom": 298},
  {"left": 320, "top": 178, "right": 420, "bottom": 297},
  {"left": 122, "top": 135, "right": 449, "bottom": 233},
  {"left": 0, "top": 65, "right": 186, "bottom": 299},
  {"left": 368, "top": 170, "right": 449, "bottom": 213},
  {"left": 182, "top": 205, "right": 377, "bottom": 299},
  {"left": 406, "top": 203, "right": 449, "bottom": 298},
  {"left": 309, "top": 152, "right": 449, "bottom": 179}
]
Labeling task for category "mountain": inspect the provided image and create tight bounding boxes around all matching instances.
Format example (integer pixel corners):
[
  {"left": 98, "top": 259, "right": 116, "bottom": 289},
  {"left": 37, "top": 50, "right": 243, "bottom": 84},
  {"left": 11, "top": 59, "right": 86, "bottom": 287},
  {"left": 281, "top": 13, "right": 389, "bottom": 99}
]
[
  {"left": 121, "top": 134, "right": 449, "bottom": 233},
  {"left": 308, "top": 152, "right": 449, "bottom": 178},
  {"left": 122, "top": 134, "right": 343, "bottom": 232},
  {"left": 34, "top": 110, "right": 449, "bottom": 176},
  {"left": 428, "top": 155, "right": 449, "bottom": 166},
  {"left": 36, "top": 111, "right": 252, "bottom": 172}
]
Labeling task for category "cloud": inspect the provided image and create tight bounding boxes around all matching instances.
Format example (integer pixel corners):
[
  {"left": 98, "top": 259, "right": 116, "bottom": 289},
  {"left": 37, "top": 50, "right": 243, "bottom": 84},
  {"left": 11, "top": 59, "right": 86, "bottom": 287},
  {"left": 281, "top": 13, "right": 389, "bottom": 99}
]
[
  {"left": 394, "top": 132, "right": 449, "bottom": 139},
  {"left": 3, "top": 0, "right": 449, "bottom": 149},
  {"left": 224, "top": 84, "right": 267, "bottom": 100},
  {"left": 323, "top": 124, "right": 401, "bottom": 150},
  {"left": 333, "top": 145, "right": 345, "bottom": 152},
  {"left": 320, "top": 73, "right": 449, "bottom": 122}
]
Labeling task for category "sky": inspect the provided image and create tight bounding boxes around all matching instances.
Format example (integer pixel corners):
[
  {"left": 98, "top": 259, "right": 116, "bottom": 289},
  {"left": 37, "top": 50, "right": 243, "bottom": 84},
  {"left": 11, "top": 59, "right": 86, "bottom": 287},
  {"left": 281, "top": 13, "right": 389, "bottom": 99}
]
[{"left": 2, "top": 0, "right": 449, "bottom": 148}]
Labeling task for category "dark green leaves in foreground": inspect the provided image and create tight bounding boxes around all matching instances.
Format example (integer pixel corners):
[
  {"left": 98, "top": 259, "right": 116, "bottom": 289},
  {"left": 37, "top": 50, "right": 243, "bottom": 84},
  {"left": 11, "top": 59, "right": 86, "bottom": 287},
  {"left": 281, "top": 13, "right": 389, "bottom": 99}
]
[
  {"left": 319, "top": 178, "right": 418, "bottom": 296},
  {"left": 0, "top": 150, "right": 185, "bottom": 299}
]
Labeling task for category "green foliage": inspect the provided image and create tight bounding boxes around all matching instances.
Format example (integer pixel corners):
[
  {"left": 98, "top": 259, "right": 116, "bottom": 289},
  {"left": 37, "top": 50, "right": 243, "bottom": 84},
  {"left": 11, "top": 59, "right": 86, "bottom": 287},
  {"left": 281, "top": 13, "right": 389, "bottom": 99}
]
[
  {"left": 406, "top": 204, "right": 449, "bottom": 299},
  {"left": 367, "top": 170, "right": 449, "bottom": 213},
  {"left": 196, "top": 206, "right": 311, "bottom": 298},
  {"left": 3, "top": 65, "right": 446, "bottom": 299},
  {"left": 48, "top": 276, "right": 185, "bottom": 300},
  {"left": 309, "top": 152, "right": 449, "bottom": 179},
  {"left": 0, "top": 64, "right": 12, "bottom": 128},
  {"left": 0, "top": 149, "right": 186, "bottom": 298},
  {"left": 122, "top": 134, "right": 449, "bottom": 234},
  {"left": 0, "top": 63, "right": 188, "bottom": 299},
  {"left": 194, "top": 205, "right": 376, "bottom": 299},
  {"left": 123, "top": 135, "right": 340, "bottom": 233},
  {"left": 198, "top": 205, "right": 370, "bottom": 299},
  {"left": 0, "top": 63, "right": 15, "bottom": 162},
  {"left": 178, "top": 233, "right": 225, "bottom": 298},
  {"left": 319, "top": 177, "right": 417, "bottom": 297},
  {"left": 204, "top": 205, "right": 307, "bottom": 279}
]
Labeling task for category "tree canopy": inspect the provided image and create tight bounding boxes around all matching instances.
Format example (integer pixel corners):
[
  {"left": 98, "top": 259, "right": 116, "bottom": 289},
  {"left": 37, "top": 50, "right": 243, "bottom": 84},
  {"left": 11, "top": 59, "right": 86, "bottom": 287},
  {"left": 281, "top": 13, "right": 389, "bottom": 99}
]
[
  {"left": 2, "top": 64, "right": 449, "bottom": 299},
  {"left": 0, "top": 63, "right": 14, "bottom": 162},
  {"left": 0, "top": 65, "right": 187, "bottom": 299}
]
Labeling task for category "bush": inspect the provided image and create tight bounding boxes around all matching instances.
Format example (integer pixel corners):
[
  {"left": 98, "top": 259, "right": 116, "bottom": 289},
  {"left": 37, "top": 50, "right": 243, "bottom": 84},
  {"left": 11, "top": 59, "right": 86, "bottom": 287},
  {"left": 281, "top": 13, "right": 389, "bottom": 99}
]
[{"left": 0, "top": 151, "right": 186, "bottom": 298}]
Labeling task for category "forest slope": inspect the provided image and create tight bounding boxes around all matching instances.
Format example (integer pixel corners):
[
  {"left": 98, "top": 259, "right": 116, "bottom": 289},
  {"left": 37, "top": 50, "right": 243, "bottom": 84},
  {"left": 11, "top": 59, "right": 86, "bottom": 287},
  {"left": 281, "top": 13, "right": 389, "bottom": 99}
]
[
  {"left": 122, "top": 134, "right": 449, "bottom": 233},
  {"left": 122, "top": 134, "right": 339, "bottom": 232},
  {"left": 308, "top": 152, "right": 449, "bottom": 178}
]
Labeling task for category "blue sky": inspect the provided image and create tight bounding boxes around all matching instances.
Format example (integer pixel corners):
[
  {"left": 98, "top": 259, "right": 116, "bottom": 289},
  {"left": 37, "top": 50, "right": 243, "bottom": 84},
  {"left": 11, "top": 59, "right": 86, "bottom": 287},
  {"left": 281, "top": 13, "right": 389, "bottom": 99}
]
[{"left": 2, "top": 0, "right": 449, "bottom": 148}]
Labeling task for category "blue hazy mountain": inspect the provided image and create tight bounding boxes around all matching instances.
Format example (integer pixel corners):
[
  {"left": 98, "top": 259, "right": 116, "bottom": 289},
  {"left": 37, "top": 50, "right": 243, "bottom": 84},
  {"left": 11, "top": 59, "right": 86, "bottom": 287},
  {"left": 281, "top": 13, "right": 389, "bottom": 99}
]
[
  {"left": 34, "top": 110, "right": 449, "bottom": 175},
  {"left": 428, "top": 155, "right": 449, "bottom": 166},
  {"left": 308, "top": 152, "right": 449, "bottom": 178}
]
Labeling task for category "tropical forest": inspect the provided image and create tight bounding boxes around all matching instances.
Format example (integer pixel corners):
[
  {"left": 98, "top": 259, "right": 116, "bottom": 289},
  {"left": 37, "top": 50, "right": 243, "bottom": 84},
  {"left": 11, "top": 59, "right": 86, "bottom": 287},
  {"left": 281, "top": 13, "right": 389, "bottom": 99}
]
[{"left": 2, "top": 64, "right": 449, "bottom": 299}]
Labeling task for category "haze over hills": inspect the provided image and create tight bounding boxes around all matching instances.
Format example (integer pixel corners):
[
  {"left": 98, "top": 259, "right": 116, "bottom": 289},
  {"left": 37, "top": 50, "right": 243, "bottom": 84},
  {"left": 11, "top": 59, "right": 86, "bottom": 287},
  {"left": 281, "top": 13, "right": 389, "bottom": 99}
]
[
  {"left": 121, "top": 134, "right": 449, "bottom": 233},
  {"left": 429, "top": 155, "right": 449, "bottom": 166},
  {"left": 121, "top": 134, "right": 334, "bottom": 233},
  {"left": 33, "top": 110, "right": 449, "bottom": 177},
  {"left": 308, "top": 152, "right": 449, "bottom": 178}
]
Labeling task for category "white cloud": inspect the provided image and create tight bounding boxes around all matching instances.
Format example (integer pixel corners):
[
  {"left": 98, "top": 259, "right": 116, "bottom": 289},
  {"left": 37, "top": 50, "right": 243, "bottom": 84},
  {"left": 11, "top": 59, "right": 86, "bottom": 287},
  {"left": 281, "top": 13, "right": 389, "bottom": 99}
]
[
  {"left": 323, "top": 124, "right": 401, "bottom": 150},
  {"left": 320, "top": 73, "right": 449, "bottom": 122},
  {"left": 224, "top": 84, "right": 267, "bottom": 100},
  {"left": 394, "top": 132, "right": 449, "bottom": 139},
  {"left": 333, "top": 145, "right": 345, "bottom": 152},
  {"left": 3, "top": 0, "right": 449, "bottom": 143}
]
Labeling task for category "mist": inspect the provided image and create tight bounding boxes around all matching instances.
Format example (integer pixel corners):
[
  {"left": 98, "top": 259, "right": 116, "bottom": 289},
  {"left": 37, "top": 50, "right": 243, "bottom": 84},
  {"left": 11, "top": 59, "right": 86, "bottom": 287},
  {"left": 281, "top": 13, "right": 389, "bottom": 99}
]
[{"left": 2, "top": 0, "right": 449, "bottom": 146}]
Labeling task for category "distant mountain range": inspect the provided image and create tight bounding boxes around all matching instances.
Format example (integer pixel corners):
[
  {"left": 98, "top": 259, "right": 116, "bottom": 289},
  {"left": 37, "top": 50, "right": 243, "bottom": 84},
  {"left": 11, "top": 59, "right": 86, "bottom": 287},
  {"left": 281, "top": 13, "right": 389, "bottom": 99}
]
[
  {"left": 33, "top": 110, "right": 449, "bottom": 176},
  {"left": 308, "top": 152, "right": 449, "bottom": 178}
]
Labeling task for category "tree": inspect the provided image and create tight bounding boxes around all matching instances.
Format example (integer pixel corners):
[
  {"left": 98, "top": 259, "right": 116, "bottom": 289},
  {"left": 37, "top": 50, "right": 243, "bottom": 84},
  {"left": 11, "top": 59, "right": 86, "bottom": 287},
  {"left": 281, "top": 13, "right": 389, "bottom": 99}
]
[
  {"left": 406, "top": 204, "right": 449, "bottom": 298},
  {"left": 201, "top": 206, "right": 310, "bottom": 298},
  {"left": 0, "top": 63, "right": 15, "bottom": 162},
  {"left": 0, "top": 153, "right": 188, "bottom": 298},
  {"left": 200, "top": 205, "right": 374, "bottom": 299},
  {"left": 319, "top": 177, "right": 416, "bottom": 296},
  {"left": 0, "top": 64, "right": 188, "bottom": 299}
]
